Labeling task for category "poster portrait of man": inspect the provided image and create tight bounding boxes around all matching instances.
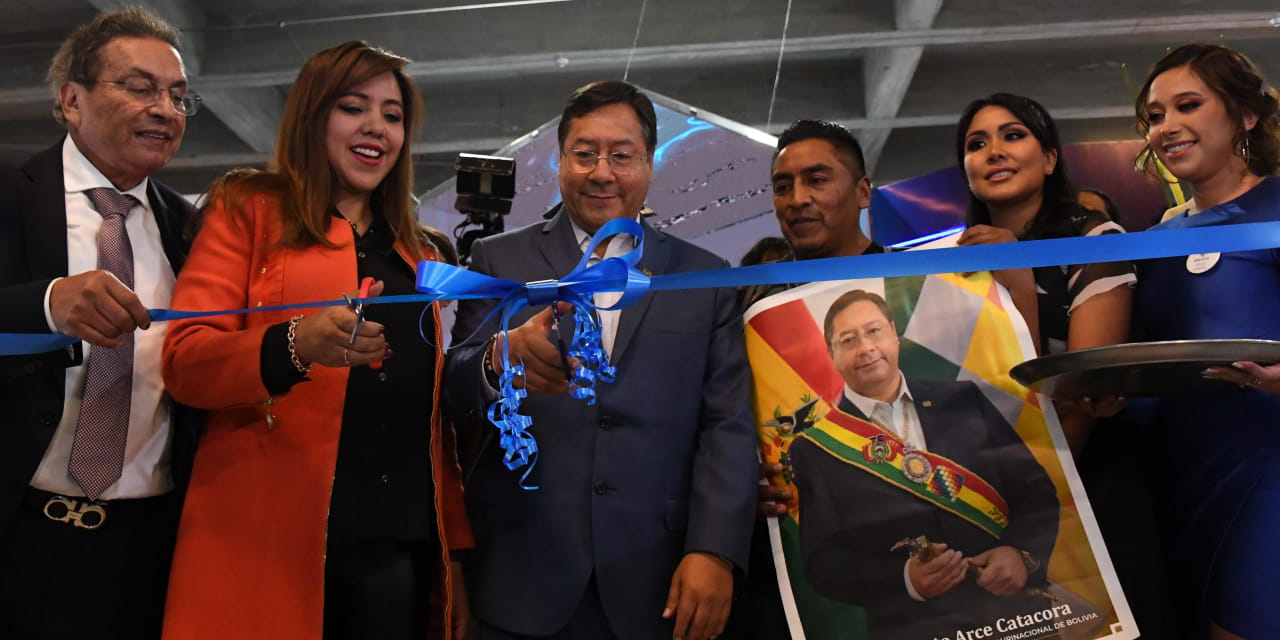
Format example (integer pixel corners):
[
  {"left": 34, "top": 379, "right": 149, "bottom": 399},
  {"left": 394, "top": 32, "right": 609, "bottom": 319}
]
[{"left": 744, "top": 273, "right": 1137, "bottom": 640}]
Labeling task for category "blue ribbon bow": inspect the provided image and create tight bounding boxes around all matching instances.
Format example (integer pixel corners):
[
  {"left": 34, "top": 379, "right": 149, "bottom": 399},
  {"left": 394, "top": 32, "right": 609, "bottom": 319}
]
[{"left": 415, "top": 218, "right": 650, "bottom": 486}]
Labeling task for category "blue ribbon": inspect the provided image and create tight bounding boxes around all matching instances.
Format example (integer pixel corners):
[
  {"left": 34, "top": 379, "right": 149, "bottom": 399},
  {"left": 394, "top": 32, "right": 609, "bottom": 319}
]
[
  {"left": 415, "top": 218, "right": 648, "bottom": 487},
  {"left": 6, "top": 218, "right": 1280, "bottom": 483}
]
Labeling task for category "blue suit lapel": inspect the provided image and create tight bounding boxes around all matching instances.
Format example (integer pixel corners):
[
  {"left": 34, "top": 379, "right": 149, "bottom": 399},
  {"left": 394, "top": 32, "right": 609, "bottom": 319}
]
[
  {"left": 536, "top": 206, "right": 585, "bottom": 281},
  {"left": 611, "top": 221, "right": 670, "bottom": 364},
  {"left": 836, "top": 393, "right": 868, "bottom": 421}
]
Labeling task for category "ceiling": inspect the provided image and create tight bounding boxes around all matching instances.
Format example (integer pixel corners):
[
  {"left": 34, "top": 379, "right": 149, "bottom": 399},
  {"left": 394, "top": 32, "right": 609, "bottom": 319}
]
[{"left": 2, "top": 0, "right": 1278, "bottom": 196}]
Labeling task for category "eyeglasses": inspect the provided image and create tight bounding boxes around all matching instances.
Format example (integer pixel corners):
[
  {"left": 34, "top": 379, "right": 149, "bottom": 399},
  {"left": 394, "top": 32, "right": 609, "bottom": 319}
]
[
  {"left": 563, "top": 149, "right": 648, "bottom": 175},
  {"left": 830, "top": 326, "right": 889, "bottom": 352},
  {"left": 91, "top": 76, "right": 201, "bottom": 116}
]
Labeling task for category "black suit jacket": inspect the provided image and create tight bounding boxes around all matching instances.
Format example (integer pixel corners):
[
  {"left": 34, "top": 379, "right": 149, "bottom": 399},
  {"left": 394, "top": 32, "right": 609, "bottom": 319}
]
[
  {"left": 443, "top": 208, "right": 757, "bottom": 640},
  {"left": 0, "top": 141, "right": 196, "bottom": 533},
  {"left": 790, "top": 378, "right": 1060, "bottom": 639}
]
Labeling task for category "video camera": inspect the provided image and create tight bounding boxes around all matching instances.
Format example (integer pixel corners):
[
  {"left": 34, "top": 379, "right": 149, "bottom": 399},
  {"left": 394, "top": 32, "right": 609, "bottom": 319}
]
[{"left": 453, "top": 153, "right": 515, "bottom": 265}]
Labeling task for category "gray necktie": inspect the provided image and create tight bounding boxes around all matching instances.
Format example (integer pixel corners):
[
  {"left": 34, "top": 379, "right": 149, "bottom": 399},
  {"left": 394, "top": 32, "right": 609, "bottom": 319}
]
[{"left": 67, "top": 188, "right": 139, "bottom": 500}]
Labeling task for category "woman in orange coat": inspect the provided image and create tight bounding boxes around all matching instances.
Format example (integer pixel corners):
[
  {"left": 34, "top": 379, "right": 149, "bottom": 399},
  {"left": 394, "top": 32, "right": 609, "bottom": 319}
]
[{"left": 161, "top": 41, "right": 473, "bottom": 639}]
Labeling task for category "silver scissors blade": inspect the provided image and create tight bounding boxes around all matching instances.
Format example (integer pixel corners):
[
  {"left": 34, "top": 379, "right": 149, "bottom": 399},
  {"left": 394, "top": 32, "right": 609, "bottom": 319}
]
[{"left": 343, "top": 293, "right": 365, "bottom": 345}]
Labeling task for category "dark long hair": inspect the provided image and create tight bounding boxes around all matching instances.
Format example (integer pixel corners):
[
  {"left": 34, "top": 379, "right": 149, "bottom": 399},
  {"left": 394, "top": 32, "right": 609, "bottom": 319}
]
[
  {"left": 955, "top": 93, "right": 1079, "bottom": 240},
  {"left": 1135, "top": 43, "right": 1280, "bottom": 179}
]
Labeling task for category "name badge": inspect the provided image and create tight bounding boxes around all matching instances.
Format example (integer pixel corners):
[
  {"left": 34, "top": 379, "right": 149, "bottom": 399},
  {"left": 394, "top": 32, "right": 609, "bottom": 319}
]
[{"left": 1186, "top": 252, "right": 1220, "bottom": 274}]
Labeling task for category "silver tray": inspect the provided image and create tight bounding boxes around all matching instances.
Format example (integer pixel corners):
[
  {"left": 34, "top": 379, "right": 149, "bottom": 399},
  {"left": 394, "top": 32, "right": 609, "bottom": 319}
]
[{"left": 1009, "top": 339, "right": 1280, "bottom": 398}]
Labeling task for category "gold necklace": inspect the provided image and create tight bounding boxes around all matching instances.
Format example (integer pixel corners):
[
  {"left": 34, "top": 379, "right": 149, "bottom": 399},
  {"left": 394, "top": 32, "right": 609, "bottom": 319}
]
[{"left": 338, "top": 212, "right": 368, "bottom": 235}]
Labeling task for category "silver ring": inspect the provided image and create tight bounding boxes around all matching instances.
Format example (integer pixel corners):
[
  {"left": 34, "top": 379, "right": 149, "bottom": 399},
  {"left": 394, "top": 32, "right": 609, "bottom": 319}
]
[
  {"left": 342, "top": 347, "right": 350, "bottom": 366},
  {"left": 1250, "top": 377, "right": 1263, "bottom": 388}
]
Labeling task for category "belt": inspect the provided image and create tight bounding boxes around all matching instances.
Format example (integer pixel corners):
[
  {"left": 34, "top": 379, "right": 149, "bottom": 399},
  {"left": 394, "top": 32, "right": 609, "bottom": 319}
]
[{"left": 22, "top": 487, "right": 170, "bottom": 531}]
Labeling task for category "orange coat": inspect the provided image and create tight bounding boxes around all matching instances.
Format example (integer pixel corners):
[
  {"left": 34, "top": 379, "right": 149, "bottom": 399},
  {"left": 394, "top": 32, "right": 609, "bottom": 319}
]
[{"left": 160, "top": 192, "right": 473, "bottom": 639}]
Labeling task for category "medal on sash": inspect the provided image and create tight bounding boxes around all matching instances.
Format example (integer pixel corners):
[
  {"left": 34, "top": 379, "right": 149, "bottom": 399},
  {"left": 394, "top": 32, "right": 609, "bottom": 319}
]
[{"left": 901, "top": 447, "right": 932, "bottom": 483}]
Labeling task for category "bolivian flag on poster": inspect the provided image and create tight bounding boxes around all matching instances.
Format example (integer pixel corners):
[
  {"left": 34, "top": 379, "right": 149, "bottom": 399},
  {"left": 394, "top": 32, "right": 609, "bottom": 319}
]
[{"left": 744, "top": 272, "right": 1138, "bottom": 640}]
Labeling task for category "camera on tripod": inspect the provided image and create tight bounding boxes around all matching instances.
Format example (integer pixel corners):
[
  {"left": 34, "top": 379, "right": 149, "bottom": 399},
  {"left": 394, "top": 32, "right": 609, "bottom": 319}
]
[{"left": 453, "top": 153, "right": 515, "bottom": 264}]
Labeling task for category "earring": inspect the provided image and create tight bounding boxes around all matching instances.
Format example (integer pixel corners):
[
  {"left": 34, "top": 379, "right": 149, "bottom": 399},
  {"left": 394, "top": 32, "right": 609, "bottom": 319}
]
[{"left": 1243, "top": 134, "right": 1252, "bottom": 166}]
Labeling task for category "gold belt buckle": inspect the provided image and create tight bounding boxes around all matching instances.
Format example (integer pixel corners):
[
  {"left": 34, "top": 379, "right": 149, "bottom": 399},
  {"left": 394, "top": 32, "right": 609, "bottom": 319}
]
[{"left": 42, "top": 495, "right": 106, "bottom": 530}]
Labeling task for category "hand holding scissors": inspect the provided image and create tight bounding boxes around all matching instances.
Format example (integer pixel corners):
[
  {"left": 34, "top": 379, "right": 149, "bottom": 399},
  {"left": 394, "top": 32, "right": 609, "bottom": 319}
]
[
  {"left": 294, "top": 278, "right": 386, "bottom": 369},
  {"left": 343, "top": 277, "right": 386, "bottom": 370}
]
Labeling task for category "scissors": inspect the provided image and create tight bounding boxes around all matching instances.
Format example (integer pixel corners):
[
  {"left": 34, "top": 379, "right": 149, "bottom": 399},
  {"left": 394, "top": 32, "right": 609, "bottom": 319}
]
[
  {"left": 549, "top": 303, "right": 573, "bottom": 383},
  {"left": 342, "top": 276, "right": 382, "bottom": 370}
]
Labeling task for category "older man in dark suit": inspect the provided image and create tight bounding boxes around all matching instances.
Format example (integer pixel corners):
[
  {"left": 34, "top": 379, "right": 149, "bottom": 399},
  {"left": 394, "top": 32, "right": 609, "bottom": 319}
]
[
  {"left": 0, "top": 8, "right": 198, "bottom": 639},
  {"left": 789, "top": 289, "right": 1060, "bottom": 639},
  {"left": 445, "top": 80, "right": 756, "bottom": 640}
]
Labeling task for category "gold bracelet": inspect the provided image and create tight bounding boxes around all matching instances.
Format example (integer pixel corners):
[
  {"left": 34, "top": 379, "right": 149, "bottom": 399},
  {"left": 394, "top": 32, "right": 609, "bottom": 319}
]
[{"left": 287, "top": 315, "right": 311, "bottom": 374}]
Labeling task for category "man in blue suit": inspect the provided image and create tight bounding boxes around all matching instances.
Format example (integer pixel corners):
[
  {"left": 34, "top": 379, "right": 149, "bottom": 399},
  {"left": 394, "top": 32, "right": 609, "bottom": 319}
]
[{"left": 444, "top": 81, "right": 757, "bottom": 640}]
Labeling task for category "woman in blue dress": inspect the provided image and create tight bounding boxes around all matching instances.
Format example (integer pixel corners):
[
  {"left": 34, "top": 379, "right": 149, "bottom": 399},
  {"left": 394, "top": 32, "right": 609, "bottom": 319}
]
[{"left": 1133, "top": 43, "right": 1280, "bottom": 640}]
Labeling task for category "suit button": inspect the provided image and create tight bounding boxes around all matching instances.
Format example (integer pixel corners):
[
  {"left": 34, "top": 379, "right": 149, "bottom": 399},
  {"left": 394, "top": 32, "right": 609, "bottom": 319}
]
[
  {"left": 380, "top": 473, "right": 390, "bottom": 484},
  {"left": 22, "top": 363, "right": 38, "bottom": 374},
  {"left": 593, "top": 481, "right": 611, "bottom": 495},
  {"left": 599, "top": 416, "right": 619, "bottom": 430},
  {"left": 39, "top": 413, "right": 56, "bottom": 426}
]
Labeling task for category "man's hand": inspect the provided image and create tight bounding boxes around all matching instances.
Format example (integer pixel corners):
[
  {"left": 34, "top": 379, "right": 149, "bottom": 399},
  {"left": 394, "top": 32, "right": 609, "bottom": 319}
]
[
  {"left": 906, "top": 544, "right": 967, "bottom": 599},
  {"left": 757, "top": 462, "right": 790, "bottom": 518},
  {"left": 49, "top": 271, "right": 151, "bottom": 347},
  {"left": 493, "top": 301, "right": 574, "bottom": 394},
  {"left": 663, "top": 552, "right": 733, "bottom": 640},
  {"left": 449, "top": 559, "right": 471, "bottom": 640},
  {"left": 970, "top": 546, "right": 1028, "bottom": 596}
]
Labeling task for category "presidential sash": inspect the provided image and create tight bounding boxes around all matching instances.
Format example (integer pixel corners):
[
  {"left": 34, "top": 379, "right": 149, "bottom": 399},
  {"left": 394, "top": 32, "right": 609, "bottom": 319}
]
[{"left": 798, "top": 408, "right": 1010, "bottom": 538}]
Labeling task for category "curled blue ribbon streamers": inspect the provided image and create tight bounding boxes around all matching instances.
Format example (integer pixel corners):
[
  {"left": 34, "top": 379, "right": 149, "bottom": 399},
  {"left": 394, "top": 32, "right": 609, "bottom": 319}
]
[
  {"left": 412, "top": 218, "right": 648, "bottom": 484},
  {"left": 484, "top": 300, "right": 539, "bottom": 489},
  {"left": 566, "top": 304, "right": 616, "bottom": 405}
]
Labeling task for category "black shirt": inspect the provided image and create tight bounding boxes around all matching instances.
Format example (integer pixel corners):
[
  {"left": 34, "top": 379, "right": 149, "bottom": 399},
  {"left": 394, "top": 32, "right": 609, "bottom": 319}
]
[{"left": 261, "top": 213, "right": 438, "bottom": 540}]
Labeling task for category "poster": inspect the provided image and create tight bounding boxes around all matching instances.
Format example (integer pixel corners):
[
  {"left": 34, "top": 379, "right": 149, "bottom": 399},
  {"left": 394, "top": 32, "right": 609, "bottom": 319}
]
[{"left": 745, "top": 268, "right": 1137, "bottom": 640}]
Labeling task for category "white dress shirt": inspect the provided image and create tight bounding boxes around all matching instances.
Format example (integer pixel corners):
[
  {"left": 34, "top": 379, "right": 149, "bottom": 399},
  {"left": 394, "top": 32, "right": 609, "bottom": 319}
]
[
  {"left": 842, "top": 374, "right": 933, "bottom": 601},
  {"left": 30, "top": 136, "right": 177, "bottom": 499},
  {"left": 842, "top": 374, "right": 925, "bottom": 452},
  {"left": 569, "top": 218, "right": 638, "bottom": 359}
]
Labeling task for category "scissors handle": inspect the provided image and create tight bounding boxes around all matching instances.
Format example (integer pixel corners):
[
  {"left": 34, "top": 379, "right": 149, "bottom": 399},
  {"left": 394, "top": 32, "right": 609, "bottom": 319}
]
[{"left": 550, "top": 304, "right": 572, "bottom": 383}]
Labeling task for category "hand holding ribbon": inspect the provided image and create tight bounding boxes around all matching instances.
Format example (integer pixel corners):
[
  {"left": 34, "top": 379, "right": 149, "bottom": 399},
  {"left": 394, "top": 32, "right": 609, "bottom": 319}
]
[
  {"left": 416, "top": 217, "right": 649, "bottom": 486},
  {"left": 7, "top": 217, "right": 1280, "bottom": 488}
]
